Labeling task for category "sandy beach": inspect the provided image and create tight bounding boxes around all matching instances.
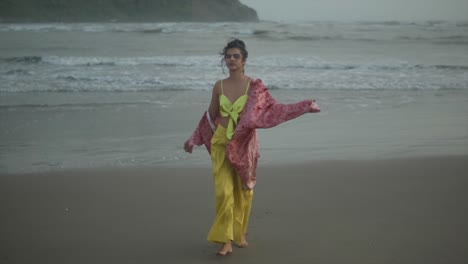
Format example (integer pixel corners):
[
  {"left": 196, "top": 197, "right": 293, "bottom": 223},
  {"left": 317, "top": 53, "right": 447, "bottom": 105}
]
[
  {"left": 1, "top": 18, "right": 468, "bottom": 264},
  {"left": 1, "top": 155, "right": 467, "bottom": 264}
]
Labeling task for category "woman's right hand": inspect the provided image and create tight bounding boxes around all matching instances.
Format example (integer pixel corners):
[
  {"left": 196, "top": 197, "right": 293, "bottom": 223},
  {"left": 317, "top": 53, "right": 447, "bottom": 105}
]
[{"left": 183, "top": 140, "right": 193, "bottom": 153}]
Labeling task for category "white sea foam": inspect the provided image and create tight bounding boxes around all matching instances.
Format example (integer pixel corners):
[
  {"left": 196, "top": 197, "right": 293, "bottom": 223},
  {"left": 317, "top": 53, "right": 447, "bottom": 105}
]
[
  {"left": 1, "top": 53, "right": 467, "bottom": 93},
  {"left": 1, "top": 21, "right": 467, "bottom": 43}
]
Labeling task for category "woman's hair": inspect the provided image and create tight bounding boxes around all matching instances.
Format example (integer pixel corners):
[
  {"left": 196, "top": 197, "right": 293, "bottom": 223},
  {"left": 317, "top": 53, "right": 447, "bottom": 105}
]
[{"left": 219, "top": 38, "right": 248, "bottom": 73}]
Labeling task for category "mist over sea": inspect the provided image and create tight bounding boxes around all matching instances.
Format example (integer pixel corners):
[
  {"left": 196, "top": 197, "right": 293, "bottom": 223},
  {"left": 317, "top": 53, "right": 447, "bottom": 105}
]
[{"left": 1, "top": 21, "right": 467, "bottom": 173}]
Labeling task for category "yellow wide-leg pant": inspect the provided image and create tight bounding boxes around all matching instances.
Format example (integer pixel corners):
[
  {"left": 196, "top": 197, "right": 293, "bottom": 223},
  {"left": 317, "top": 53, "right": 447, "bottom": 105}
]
[{"left": 207, "top": 125, "right": 254, "bottom": 245}]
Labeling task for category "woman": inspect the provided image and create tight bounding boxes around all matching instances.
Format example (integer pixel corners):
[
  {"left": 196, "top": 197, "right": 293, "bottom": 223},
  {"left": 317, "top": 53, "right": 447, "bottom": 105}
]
[{"left": 184, "top": 38, "right": 320, "bottom": 256}]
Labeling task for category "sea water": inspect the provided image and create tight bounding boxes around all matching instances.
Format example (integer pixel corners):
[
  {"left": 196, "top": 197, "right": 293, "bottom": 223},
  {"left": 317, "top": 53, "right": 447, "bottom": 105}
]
[{"left": 1, "top": 21, "right": 467, "bottom": 173}]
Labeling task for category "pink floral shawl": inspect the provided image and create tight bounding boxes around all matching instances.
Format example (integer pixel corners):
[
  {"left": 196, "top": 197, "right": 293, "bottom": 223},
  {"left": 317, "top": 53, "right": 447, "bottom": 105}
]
[{"left": 185, "top": 78, "right": 320, "bottom": 189}]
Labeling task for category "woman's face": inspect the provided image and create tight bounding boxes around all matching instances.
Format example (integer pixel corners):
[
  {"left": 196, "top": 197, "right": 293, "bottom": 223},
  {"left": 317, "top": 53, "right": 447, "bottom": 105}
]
[{"left": 224, "top": 48, "right": 245, "bottom": 72}]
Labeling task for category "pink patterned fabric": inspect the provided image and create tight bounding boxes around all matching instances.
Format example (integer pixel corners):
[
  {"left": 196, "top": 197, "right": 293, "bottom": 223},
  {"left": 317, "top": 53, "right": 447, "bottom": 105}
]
[{"left": 185, "top": 78, "right": 320, "bottom": 190}]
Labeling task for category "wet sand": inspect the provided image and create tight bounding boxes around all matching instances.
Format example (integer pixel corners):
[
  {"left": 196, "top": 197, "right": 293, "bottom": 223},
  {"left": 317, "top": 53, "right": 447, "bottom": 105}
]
[{"left": 1, "top": 155, "right": 467, "bottom": 264}]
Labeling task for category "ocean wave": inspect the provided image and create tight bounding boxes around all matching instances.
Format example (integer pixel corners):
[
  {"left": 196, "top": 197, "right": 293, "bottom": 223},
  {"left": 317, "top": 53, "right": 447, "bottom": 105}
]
[
  {"left": 3, "top": 54, "right": 468, "bottom": 74},
  {"left": 437, "top": 35, "right": 467, "bottom": 40},
  {"left": 2, "top": 55, "right": 218, "bottom": 67},
  {"left": 3, "top": 55, "right": 468, "bottom": 75},
  {"left": 287, "top": 33, "right": 468, "bottom": 43},
  {"left": 433, "top": 65, "right": 468, "bottom": 70},
  {"left": 252, "top": 29, "right": 272, "bottom": 36},
  {"left": 139, "top": 28, "right": 164, "bottom": 34},
  {"left": 0, "top": 22, "right": 252, "bottom": 33},
  {"left": 357, "top": 20, "right": 461, "bottom": 27},
  {"left": 0, "top": 23, "right": 72, "bottom": 32},
  {"left": 0, "top": 101, "right": 171, "bottom": 110},
  {"left": 56, "top": 75, "right": 102, "bottom": 82},
  {"left": 55, "top": 75, "right": 164, "bottom": 86},
  {"left": 4, "top": 69, "right": 34, "bottom": 75},
  {"left": 366, "top": 21, "right": 403, "bottom": 26},
  {"left": 288, "top": 35, "right": 346, "bottom": 41},
  {"left": 2, "top": 56, "right": 119, "bottom": 66},
  {"left": 2, "top": 22, "right": 467, "bottom": 46},
  {"left": 0, "top": 83, "right": 209, "bottom": 93},
  {"left": 250, "top": 29, "right": 381, "bottom": 42},
  {"left": 4, "top": 56, "right": 43, "bottom": 64},
  {"left": 2, "top": 79, "right": 465, "bottom": 93},
  {"left": 394, "top": 35, "right": 468, "bottom": 41},
  {"left": 395, "top": 34, "right": 468, "bottom": 45},
  {"left": 249, "top": 57, "right": 468, "bottom": 72},
  {"left": 1, "top": 20, "right": 466, "bottom": 33},
  {"left": 0, "top": 23, "right": 122, "bottom": 32}
]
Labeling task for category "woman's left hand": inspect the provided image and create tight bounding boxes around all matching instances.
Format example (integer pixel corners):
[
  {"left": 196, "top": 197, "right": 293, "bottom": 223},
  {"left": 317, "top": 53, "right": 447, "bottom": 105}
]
[{"left": 310, "top": 100, "right": 320, "bottom": 113}]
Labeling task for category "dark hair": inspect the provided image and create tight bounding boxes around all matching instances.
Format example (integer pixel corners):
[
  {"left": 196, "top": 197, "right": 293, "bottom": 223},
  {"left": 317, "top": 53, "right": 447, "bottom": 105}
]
[{"left": 220, "top": 38, "right": 248, "bottom": 73}]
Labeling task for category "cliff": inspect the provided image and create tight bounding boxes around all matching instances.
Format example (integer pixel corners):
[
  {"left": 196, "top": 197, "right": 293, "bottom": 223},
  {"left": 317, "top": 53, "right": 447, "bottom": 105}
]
[{"left": 0, "top": 0, "right": 259, "bottom": 22}]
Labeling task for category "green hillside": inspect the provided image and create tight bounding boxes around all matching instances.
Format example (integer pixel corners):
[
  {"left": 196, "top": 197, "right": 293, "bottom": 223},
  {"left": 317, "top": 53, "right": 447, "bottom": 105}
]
[{"left": 0, "top": 0, "right": 259, "bottom": 22}]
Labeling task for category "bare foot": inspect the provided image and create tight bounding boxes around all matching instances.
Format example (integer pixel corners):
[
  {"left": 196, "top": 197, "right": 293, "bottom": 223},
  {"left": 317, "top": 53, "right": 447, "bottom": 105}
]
[
  {"left": 216, "top": 241, "right": 233, "bottom": 256},
  {"left": 238, "top": 234, "right": 249, "bottom": 248}
]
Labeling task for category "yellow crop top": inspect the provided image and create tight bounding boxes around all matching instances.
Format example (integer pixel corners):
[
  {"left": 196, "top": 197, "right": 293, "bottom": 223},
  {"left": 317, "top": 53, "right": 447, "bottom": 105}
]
[{"left": 219, "top": 79, "right": 250, "bottom": 139}]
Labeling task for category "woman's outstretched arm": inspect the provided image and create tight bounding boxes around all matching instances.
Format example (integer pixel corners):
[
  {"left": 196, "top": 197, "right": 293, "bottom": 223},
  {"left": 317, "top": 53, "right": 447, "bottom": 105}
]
[{"left": 252, "top": 83, "right": 320, "bottom": 129}]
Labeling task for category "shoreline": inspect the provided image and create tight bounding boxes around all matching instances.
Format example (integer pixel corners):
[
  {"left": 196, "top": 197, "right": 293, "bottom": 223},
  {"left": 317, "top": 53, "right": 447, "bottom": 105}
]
[
  {"left": 2, "top": 153, "right": 467, "bottom": 176},
  {"left": 1, "top": 155, "right": 467, "bottom": 263}
]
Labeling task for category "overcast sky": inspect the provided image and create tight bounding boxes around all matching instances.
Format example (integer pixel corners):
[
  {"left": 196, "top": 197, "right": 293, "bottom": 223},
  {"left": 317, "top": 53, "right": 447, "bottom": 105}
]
[{"left": 240, "top": 0, "right": 468, "bottom": 21}]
